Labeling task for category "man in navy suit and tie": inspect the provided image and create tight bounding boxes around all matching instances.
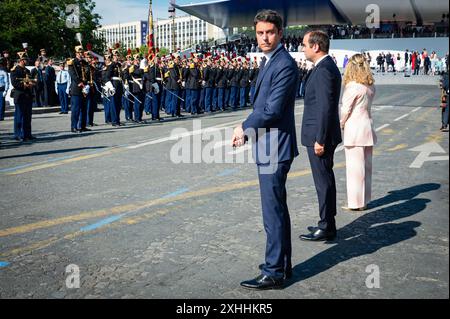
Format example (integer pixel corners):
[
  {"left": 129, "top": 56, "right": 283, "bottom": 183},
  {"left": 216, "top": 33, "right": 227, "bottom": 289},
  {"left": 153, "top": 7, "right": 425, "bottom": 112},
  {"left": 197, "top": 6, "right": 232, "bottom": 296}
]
[
  {"left": 299, "top": 31, "right": 342, "bottom": 241},
  {"left": 232, "top": 10, "right": 299, "bottom": 290}
]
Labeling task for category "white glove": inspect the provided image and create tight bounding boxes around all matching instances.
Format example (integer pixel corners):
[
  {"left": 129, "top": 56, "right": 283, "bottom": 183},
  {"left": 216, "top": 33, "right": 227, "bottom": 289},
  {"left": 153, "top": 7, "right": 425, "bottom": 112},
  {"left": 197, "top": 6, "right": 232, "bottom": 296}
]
[
  {"left": 152, "top": 83, "right": 160, "bottom": 94},
  {"left": 82, "top": 85, "right": 90, "bottom": 96},
  {"left": 2, "top": 91, "right": 6, "bottom": 98},
  {"left": 104, "top": 81, "right": 116, "bottom": 97}
]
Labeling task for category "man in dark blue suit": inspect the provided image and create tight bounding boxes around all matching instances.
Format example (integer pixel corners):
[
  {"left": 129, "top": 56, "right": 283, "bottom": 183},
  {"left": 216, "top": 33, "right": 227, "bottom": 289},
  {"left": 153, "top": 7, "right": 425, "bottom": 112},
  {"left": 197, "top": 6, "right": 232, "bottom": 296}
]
[
  {"left": 232, "top": 10, "right": 299, "bottom": 290},
  {"left": 300, "top": 31, "right": 342, "bottom": 241}
]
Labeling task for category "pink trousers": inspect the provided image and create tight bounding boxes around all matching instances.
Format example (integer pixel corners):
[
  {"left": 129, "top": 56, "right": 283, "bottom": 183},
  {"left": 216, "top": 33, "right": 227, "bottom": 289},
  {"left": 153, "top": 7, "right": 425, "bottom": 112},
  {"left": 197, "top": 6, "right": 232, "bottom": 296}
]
[{"left": 344, "top": 146, "right": 373, "bottom": 209}]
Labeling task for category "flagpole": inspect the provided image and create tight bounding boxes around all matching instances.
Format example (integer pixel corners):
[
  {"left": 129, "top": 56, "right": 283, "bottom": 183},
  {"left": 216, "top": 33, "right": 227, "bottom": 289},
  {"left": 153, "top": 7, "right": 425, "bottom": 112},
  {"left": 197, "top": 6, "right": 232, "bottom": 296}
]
[{"left": 148, "top": 0, "right": 154, "bottom": 59}]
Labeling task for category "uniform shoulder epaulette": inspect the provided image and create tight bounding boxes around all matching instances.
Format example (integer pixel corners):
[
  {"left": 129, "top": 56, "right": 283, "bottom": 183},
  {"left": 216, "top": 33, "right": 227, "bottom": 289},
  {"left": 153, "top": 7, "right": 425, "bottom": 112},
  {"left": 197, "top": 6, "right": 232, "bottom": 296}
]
[
  {"left": 144, "top": 66, "right": 149, "bottom": 73},
  {"left": 129, "top": 65, "right": 135, "bottom": 74},
  {"left": 10, "top": 65, "right": 17, "bottom": 72}
]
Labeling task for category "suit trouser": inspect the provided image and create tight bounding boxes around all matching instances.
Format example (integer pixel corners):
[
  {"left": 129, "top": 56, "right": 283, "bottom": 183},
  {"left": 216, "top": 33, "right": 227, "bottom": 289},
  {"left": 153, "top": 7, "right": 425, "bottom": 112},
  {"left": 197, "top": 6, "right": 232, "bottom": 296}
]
[
  {"left": 133, "top": 92, "right": 144, "bottom": 121},
  {"left": 239, "top": 87, "right": 247, "bottom": 107},
  {"left": 151, "top": 90, "right": 161, "bottom": 120},
  {"left": 78, "top": 95, "right": 88, "bottom": 129},
  {"left": 110, "top": 93, "right": 122, "bottom": 125},
  {"left": 180, "top": 89, "right": 186, "bottom": 111},
  {"left": 212, "top": 88, "right": 218, "bottom": 109},
  {"left": 189, "top": 89, "right": 199, "bottom": 114},
  {"left": 0, "top": 88, "right": 5, "bottom": 120},
  {"left": 199, "top": 88, "right": 205, "bottom": 111},
  {"left": 442, "top": 102, "right": 449, "bottom": 127},
  {"left": 14, "top": 95, "right": 32, "bottom": 139},
  {"left": 144, "top": 92, "right": 152, "bottom": 114},
  {"left": 122, "top": 96, "right": 133, "bottom": 120},
  {"left": 204, "top": 87, "right": 213, "bottom": 112},
  {"left": 250, "top": 86, "right": 256, "bottom": 105},
  {"left": 185, "top": 89, "right": 192, "bottom": 113},
  {"left": 57, "top": 83, "right": 69, "bottom": 113},
  {"left": 71, "top": 95, "right": 82, "bottom": 129},
  {"left": 225, "top": 87, "right": 230, "bottom": 107},
  {"left": 86, "top": 93, "right": 96, "bottom": 126},
  {"left": 344, "top": 146, "right": 373, "bottom": 209},
  {"left": 104, "top": 97, "right": 112, "bottom": 123},
  {"left": 230, "top": 86, "right": 239, "bottom": 109},
  {"left": 258, "top": 160, "right": 293, "bottom": 279},
  {"left": 217, "top": 88, "right": 225, "bottom": 110},
  {"left": 306, "top": 145, "right": 337, "bottom": 231}
]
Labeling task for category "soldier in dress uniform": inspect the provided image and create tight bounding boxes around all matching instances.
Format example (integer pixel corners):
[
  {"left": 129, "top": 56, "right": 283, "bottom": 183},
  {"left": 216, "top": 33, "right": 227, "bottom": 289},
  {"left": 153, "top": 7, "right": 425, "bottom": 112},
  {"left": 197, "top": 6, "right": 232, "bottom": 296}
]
[
  {"left": 165, "top": 60, "right": 181, "bottom": 117},
  {"left": 229, "top": 59, "right": 241, "bottom": 110},
  {"left": 10, "top": 51, "right": 36, "bottom": 141},
  {"left": 121, "top": 56, "right": 134, "bottom": 122},
  {"left": 86, "top": 54, "right": 98, "bottom": 127},
  {"left": 185, "top": 59, "right": 201, "bottom": 115},
  {"left": 129, "top": 54, "right": 145, "bottom": 123},
  {"left": 101, "top": 53, "right": 112, "bottom": 124},
  {"left": 203, "top": 58, "right": 215, "bottom": 112},
  {"left": 105, "top": 49, "right": 124, "bottom": 126},
  {"left": 215, "top": 58, "right": 228, "bottom": 111},
  {"left": 148, "top": 56, "right": 164, "bottom": 121},
  {"left": 68, "top": 45, "right": 91, "bottom": 133},
  {"left": 37, "top": 49, "right": 48, "bottom": 68},
  {"left": 239, "top": 59, "right": 250, "bottom": 108},
  {"left": 249, "top": 59, "right": 259, "bottom": 106}
]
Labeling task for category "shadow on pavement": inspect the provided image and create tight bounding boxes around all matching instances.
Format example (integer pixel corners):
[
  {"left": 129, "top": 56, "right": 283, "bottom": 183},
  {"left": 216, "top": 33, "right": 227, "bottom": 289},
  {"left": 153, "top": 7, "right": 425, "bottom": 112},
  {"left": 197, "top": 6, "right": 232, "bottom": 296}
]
[
  {"left": 0, "top": 146, "right": 108, "bottom": 160},
  {"left": 286, "top": 183, "right": 440, "bottom": 286}
]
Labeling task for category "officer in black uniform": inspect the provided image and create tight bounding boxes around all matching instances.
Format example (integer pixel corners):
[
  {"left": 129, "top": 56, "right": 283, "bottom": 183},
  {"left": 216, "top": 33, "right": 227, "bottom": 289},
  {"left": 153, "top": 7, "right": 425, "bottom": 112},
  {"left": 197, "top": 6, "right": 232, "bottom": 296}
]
[
  {"left": 215, "top": 58, "right": 227, "bottom": 111},
  {"left": 105, "top": 50, "right": 123, "bottom": 126},
  {"left": 10, "top": 51, "right": 36, "bottom": 141},
  {"left": 129, "top": 54, "right": 144, "bottom": 123},
  {"left": 68, "top": 45, "right": 90, "bottom": 133}
]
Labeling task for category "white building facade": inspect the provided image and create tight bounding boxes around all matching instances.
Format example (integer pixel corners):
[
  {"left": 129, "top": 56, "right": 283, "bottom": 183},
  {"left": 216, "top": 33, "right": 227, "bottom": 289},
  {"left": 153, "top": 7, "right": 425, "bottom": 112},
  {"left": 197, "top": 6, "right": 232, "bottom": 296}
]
[
  {"left": 96, "top": 16, "right": 225, "bottom": 52},
  {"left": 95, "top": 21, "right": 149, "bottom": 50},
  {"left": 155, "top": 15, "right": 225, "bottom": 51}
]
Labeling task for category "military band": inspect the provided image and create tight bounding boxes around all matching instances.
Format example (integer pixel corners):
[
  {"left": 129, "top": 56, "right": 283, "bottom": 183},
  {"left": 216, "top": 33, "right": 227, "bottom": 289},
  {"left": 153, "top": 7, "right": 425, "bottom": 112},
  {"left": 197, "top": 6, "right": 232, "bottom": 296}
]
[{"left": 2, "top": 45, "right": 262, "bottom": 140}]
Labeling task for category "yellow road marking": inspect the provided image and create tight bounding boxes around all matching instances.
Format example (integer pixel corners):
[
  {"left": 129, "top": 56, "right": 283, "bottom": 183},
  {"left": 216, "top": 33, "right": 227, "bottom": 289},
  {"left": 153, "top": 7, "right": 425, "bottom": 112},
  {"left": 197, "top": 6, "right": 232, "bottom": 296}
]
[
  {"left": 6, "top": 148, "right": 123, "bottom": 176},
  {"left": 0, "top": 167, "right": 318, "bottom": 238},
  {"left": 387, "top": 144, "right": 408, "bottom": 152},
  {"left": 0, "top": 106, "right": 443, "bottom": 259}
]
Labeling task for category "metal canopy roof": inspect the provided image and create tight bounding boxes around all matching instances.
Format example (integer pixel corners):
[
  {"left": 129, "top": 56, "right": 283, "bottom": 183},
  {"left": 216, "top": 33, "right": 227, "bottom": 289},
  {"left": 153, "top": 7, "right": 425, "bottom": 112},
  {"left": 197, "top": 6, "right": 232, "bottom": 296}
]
[{"left": 175, "top": 0, "right": 449, "bottom": 29}]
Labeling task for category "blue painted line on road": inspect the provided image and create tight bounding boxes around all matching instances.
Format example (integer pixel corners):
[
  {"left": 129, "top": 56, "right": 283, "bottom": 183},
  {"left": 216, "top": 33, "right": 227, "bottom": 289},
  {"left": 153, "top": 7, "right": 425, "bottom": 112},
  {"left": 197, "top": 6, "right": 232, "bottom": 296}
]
[
  {"left": 0, "top": 262, "right": 10, "bottom": 268},
  {"left": 217, "top": 168, "right": 239, "bottom": 177},
  {"left": 162, "top": 187, "right": 190, "bottom": 199},
  {"left": 0, "top": 163, "right": 36, "bottom": 173},
  {"left": 80, "top": 214, "right": 126, "bottom": 232}
]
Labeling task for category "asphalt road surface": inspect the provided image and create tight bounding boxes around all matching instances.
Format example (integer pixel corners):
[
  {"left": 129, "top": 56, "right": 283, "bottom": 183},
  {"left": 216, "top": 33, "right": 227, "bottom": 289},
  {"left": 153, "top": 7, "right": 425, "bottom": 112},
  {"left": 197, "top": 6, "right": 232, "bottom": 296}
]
[{"left": 0, "top": 83, "right": 448, "bottom": 299}]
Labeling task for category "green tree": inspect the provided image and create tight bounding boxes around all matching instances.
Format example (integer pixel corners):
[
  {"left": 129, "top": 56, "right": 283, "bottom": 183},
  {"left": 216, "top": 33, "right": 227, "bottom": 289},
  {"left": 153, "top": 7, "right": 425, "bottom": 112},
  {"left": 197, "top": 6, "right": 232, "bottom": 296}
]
[{"left": 0, "top": 0, "right": 104, "bottom": 61}]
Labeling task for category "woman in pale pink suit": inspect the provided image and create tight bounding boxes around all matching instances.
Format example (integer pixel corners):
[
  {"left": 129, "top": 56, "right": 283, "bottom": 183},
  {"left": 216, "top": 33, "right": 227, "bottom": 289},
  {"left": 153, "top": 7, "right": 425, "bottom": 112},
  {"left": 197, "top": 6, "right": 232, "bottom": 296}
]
[{"left": 340, "top": 54, "right": 377, "bottom": 211}]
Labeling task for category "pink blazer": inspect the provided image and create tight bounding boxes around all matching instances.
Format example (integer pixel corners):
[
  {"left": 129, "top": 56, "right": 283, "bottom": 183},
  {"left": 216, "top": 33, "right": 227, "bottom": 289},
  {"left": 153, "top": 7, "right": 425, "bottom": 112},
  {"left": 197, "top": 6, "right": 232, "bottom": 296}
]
[{"left": 340, "top": 81, "right": 377, "bottom": 146}]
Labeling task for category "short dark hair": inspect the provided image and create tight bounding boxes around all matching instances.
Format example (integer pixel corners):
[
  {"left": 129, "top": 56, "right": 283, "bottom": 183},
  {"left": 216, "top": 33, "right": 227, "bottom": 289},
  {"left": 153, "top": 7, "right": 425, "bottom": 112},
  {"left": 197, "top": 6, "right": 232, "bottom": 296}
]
[
  {"left": 305, "top": 30, "right": 330, "bottom": 53},
  {"left": 254, "top": 10, "right": 283, "bottom": 32}
]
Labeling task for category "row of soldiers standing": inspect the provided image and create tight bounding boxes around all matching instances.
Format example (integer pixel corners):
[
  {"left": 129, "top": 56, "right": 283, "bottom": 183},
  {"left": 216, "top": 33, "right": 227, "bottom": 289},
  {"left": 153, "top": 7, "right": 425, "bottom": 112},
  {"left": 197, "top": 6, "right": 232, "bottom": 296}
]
[{"left": 74, "top": 49, "right": 262, "bottom": 131}]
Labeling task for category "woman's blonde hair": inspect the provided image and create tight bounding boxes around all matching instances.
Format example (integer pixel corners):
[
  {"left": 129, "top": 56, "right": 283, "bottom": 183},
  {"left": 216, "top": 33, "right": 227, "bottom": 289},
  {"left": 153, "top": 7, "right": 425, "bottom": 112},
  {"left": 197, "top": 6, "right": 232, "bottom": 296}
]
[{"left": 343, "top": 53, "right": 374, "bottom": 86}]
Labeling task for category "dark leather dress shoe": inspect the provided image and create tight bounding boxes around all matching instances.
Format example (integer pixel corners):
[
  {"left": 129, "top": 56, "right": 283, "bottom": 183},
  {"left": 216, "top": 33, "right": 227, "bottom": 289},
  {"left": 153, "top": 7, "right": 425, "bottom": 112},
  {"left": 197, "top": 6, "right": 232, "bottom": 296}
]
[
  {"left": 300, "top": 229, "right": 337, "bottom": 241},
  {"left": 240, "top": 274, "right": 284, "bottom": 290},
  {"left": 307, "top": 226, "right": 320, "bottom": 233},
  {"left": 258, "top": 264, "right": 292, "bottom": 279}
]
